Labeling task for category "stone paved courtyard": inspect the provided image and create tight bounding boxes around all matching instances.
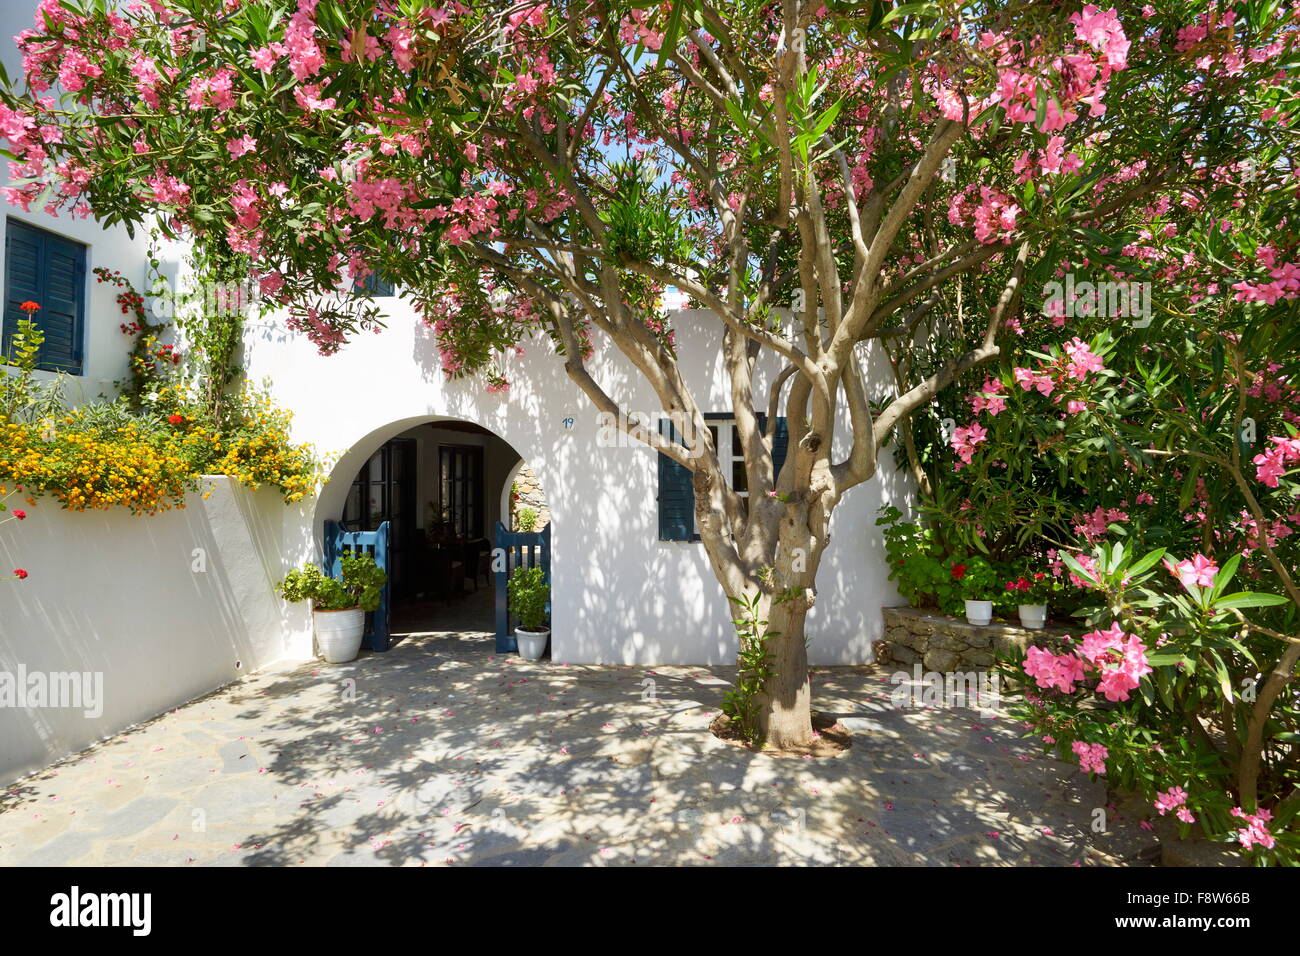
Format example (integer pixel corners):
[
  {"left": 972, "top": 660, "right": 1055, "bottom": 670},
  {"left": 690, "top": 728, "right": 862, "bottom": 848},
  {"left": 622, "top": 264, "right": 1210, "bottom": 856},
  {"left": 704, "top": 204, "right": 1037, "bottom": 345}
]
[{"left": 0, "top": 600, "right": 1153, "bottom": 866}]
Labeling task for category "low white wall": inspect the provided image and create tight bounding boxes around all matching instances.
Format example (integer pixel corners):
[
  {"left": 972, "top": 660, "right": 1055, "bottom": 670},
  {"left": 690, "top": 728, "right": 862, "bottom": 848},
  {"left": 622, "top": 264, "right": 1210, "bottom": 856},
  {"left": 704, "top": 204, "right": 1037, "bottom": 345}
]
[{"left": 0, "top": 477, "right": 302, "bottom": 785}]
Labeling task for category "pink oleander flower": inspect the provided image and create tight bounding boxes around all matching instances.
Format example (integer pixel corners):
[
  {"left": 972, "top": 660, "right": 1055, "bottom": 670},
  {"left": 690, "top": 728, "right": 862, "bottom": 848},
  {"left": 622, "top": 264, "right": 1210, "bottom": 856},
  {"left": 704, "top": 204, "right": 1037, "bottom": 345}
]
[
  {"left": 226, "top": 134, "right": 257, "bottom": 159},
  {"left": 1072, "top": 741, "right": 1109, "bottom": 775},
  {"left": 1078, "top": 623, "right": 1152, "bottom": 702},
  {"left": 951, "top": 422, "right": 988, "bottom": 468},
  {"left": 146, "top": 170, "right": 189, "bottom": 206},
  {"left": 969, "top": 377, "right": 1007, "bottom": 416},
  {"left": 251, "top": 43, "right": 283, "bottom": 72},
  {"left": 1163, "top": 553, "right": 1219, "bottom": 590},
  {"left": 1253, "top": 436, "right": 1300, "bottom": 487},
  {"left": 1013, "top": 366, "right": 1056, "bottom": 396},
  {"left": 1070, "top": 5, "right": 1131, "bottom": 70},
  {"left": 1078, "top": 621, "right": 1125, "bottom": 662},
  {"left": 1230, "top": 806, "right": 1276, "bottom": 851},
  {"left": 1024, "top": 646, "right": 1087, "bottom": 694},
  {"left": 1154, "top": 786, "right": 1188, "bottom": 816},
  {"left": 1066, "top": 552, "right": 1101, "bottom": 589},
  {"left": 1063, "top": 337, "right": 1106, "bottom": 380}
]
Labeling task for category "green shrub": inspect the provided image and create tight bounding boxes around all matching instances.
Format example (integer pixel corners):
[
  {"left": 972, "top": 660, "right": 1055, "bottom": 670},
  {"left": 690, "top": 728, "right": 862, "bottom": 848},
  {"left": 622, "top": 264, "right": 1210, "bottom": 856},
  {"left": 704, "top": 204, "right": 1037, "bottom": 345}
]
[
  {"left": 516, "top": 507, "right": 538, "bottom": 533},
  {"left": 507, "top": 565, "right": 549, "bottom": 631},
  {"left": 277, "top": 552, "right": 387, "bottom": 611}
]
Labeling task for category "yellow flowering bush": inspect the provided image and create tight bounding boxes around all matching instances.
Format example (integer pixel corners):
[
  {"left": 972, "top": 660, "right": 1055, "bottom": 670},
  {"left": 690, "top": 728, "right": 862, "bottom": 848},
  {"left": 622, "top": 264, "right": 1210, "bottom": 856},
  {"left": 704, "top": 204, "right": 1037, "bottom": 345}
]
[
  {"left": 1, "top": 281, "right": 321, "bottom": 514},
  {"left": 0, "top": 388, "right": 322, "bottom": 515},
  {"left": 211, "top": 389, "right": 319, "bottom": 504}
]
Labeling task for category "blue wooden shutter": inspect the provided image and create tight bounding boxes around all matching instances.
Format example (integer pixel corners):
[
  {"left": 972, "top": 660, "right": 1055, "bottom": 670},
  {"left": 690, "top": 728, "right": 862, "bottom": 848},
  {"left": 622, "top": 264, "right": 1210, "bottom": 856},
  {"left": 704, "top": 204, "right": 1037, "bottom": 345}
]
[
  {"left": 4, "top": 219, "right": 85, "bottom": 374},
  {"left": 3, "top": 223, "right": 41, "bottom": 364},
  {"left": 756, "top": 414, "right": 790, "bottom": 479},
  {"left": 355, "top": 273, "right": 394, "bottom": 296},
  {"left": 657, "top": 417, "right": 693, "bottom": 541},
  {"left": 772, "top": 416, "right": 789, "bottom": 477},
  {"left": 657, "top": 413, "right": 787, "bottom": 540}
]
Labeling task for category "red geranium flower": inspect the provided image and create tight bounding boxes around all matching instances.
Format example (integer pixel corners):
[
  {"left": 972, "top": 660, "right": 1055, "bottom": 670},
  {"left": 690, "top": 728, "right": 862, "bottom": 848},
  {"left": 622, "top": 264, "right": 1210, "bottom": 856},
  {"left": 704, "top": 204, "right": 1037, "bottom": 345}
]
[
  {"left": 18, "top": 301, "right": 40, "bottom": 313},
  {"left": 13, "top": 569, "right": 28, "bottom": 579},
  {"left": 12, "top": 510, "right": 26, "bottom": 519},
  {"left": 167, "top": 414, "right": 184, "bottom": 425},
  {"left": 951, "top": 564, "right": 967, "bottom": 579}
]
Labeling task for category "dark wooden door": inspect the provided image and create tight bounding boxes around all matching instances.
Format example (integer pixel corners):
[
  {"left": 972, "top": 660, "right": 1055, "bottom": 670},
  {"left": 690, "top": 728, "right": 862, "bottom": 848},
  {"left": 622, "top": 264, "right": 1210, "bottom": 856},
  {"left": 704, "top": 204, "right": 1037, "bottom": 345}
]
[
  {"left": 438, "top": 444, "right": 484, "bottom": 539},
  {"left": 342, "top": 438, "right": 417, "bottom": 599}
]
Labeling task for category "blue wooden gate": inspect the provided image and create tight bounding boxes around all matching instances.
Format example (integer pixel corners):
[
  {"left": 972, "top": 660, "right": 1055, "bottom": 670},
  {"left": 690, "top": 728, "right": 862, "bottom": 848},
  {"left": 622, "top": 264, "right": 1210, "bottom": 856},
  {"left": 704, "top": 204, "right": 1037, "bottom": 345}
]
[
  {"left": 324, "top": 520, "right": 391, "bottom": 652},
  {"left": 494, "top": 521, "right": 551, "bottom": 654}
]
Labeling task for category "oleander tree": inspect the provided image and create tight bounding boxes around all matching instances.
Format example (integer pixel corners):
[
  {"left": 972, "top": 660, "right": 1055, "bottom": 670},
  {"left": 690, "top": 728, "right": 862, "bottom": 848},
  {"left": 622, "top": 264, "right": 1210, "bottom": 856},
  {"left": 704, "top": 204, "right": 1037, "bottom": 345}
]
[
  {"left": 2, "top": 0, "right": 1296, "bottom": 749},
  {"left": 897, "top": 133, "right": 1300, "bottom": 854}
]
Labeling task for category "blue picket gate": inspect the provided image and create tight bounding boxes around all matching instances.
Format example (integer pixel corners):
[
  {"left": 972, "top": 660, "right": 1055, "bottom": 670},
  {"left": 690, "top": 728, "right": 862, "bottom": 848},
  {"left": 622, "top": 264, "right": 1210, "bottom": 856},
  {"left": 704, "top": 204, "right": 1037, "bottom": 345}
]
[
  {"left": 324, "top": 519, "right": 391, "bottom": 652},
  {"left": 494, "top": 521, "right": 551, "bottom": 654}
]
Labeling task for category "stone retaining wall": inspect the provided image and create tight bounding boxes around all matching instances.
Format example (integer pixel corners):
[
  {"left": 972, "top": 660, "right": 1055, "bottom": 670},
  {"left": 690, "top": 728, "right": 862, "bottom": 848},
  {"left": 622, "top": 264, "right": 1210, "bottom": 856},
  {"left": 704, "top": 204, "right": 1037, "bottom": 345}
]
[
  {"left": 511, "top": 462, "right": 551, "bottom": 530},
  {"left": 880, "top": 606, "right": 1071, "bottom": 672}
]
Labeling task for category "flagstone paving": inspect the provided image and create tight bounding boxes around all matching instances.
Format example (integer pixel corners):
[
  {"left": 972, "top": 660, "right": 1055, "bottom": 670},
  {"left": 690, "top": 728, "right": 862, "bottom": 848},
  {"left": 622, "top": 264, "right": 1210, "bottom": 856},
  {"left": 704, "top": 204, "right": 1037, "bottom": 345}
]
[{"left": 0, "top": 603, "right": 1154, "bottom": 866}]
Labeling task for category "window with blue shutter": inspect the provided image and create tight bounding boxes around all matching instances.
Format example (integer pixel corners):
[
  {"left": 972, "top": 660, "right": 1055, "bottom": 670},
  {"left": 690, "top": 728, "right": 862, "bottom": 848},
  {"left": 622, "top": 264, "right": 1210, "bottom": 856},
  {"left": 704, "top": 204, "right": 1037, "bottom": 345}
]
[
  {"left": 657, "top": 417, "right": 694, "bottom": 541},
  {"left": 656, "top": 413, "right": 788, "bottom": 541},
  {"left": 355, "top": 272, "right": 394, "bottom": 296},
  {"left": 758, "top": 413, "right": 791, "bottom": 480},
  {"left": 4, "top": 219, "right": 86, "bottom": 375}
]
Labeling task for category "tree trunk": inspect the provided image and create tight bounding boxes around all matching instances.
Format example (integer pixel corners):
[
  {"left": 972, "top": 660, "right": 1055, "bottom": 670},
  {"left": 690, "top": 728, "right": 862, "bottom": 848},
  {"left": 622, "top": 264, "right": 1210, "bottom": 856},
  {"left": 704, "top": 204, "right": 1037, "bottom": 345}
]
[
  {"left": 750, "top": 516, "right": 827, "bottom": 751},
  {"left": 757, "top": 593, "right": 815, "bottom": 749},
  {"left": 1238, "top": 639, "right": 1300, "bottom": 810}
]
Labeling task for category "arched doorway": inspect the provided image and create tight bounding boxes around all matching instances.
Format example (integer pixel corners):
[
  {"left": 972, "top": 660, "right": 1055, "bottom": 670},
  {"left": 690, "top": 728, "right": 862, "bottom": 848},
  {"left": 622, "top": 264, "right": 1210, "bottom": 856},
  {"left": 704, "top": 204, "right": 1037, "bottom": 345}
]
[{"left": 316, "top": 416, "right": 550, "bottom": 649}]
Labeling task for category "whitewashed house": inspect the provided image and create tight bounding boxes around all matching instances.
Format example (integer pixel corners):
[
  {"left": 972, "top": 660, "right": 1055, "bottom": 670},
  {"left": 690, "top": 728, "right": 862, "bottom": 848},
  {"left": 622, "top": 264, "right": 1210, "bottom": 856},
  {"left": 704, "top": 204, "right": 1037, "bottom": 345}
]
[{"left": 0, "top": 1, "right": 906, "bottom": 784}]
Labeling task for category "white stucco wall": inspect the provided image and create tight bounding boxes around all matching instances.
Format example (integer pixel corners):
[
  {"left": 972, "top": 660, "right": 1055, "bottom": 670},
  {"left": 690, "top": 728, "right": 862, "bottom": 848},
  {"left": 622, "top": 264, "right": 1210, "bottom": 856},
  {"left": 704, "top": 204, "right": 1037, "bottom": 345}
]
[
  {"left": 0, "top": 478, "right": 301, "bottom": 784},
  {"left": 244, "top": 300, "right": 910, "bottom": 666}
]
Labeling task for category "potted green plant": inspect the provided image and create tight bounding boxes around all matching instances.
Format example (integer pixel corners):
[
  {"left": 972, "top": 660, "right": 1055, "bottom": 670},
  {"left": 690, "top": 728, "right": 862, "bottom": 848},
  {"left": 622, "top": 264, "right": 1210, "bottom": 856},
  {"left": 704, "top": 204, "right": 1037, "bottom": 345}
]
[
  {"left": 277, "top": 552, "right": 387, "bottom": 662},
  {"left": 953, "top": 556, "right": 999, "bottom": 626},
  {"left": 1002, "top": 566, "right": 1054, "bottom": 629},
  {"left": 507, "top": 565, "right": 550, "bottom": 660}
]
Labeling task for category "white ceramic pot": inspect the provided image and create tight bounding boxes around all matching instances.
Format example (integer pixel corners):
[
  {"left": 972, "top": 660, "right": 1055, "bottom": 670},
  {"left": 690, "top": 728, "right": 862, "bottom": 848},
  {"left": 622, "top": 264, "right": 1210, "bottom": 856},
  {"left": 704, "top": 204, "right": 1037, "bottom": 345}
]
[
  {"left": 964, "top": 599, "right": 993, "bottom": 626},
  {"left": 515, "top": 627, "right": 550, "bottom": 661},
  {"left": 314, "top": 607, "right": 365, "bottom": 662},
  {"left": 1018, "top": 604, "right": 1048, "bottom": 629}
]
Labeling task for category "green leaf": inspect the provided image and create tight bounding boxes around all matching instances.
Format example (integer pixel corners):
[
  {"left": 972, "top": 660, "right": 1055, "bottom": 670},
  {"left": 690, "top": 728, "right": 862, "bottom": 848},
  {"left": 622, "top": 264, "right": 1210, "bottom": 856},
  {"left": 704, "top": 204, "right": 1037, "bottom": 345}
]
[
  {"left": 1145, "top": 652, "right": 1186, "bottom": 667},
  {"left": 1212, "top": 592, "right": 1288, "bottom": 610},
  {"left": 1127, "top": 548, "right": 1168, "bottom": 578},
  {"left": 656, "top": 1, "right": 686, "bottom": 68},
  {"left": 1210, "top": 553, "right": 1241, "bottom": 599},
  {"left": 880, "top": 2, "right": 939, "bottom": 26}
]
